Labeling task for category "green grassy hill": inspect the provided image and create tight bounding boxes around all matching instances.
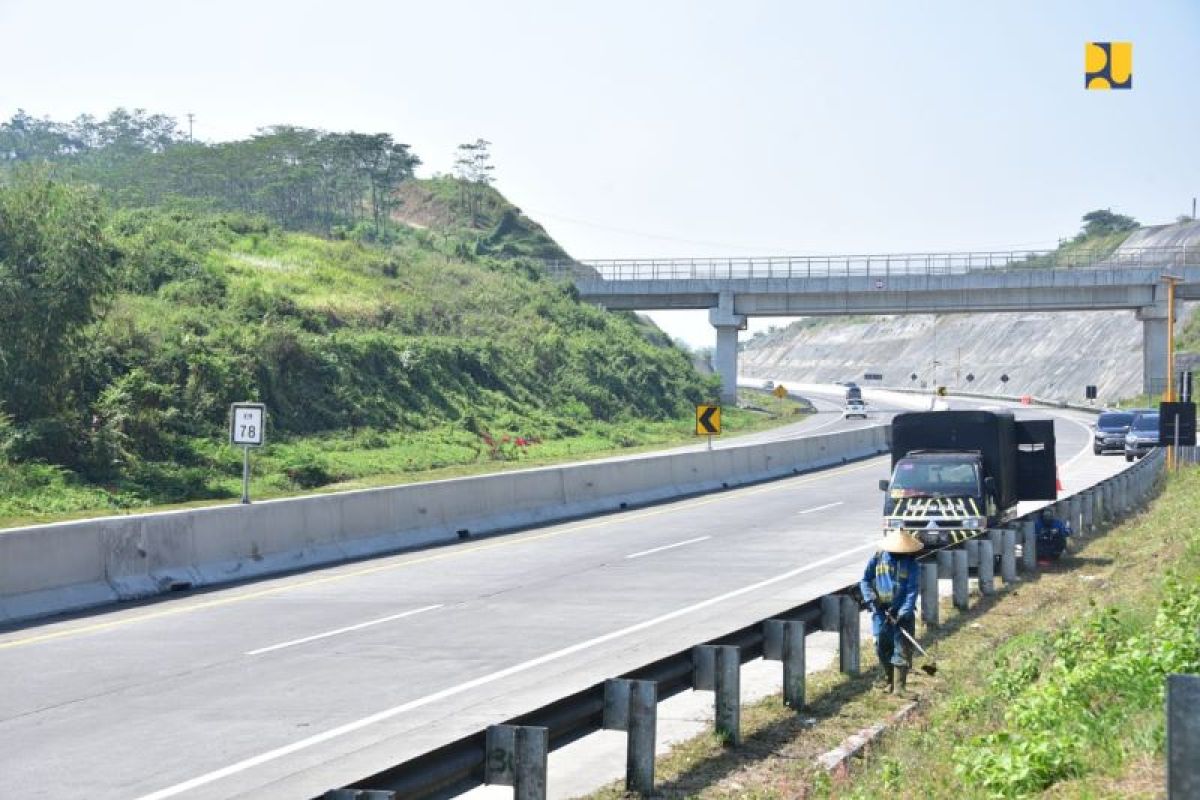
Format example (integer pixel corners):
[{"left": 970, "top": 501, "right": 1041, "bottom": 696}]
[{"left": 0, "top": 162, "right": 728, "bottom": 524}]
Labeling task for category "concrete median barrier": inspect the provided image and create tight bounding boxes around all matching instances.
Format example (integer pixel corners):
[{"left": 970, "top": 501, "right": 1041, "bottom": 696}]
[{"left": 0, "top": 425, "right": 891, "bottom": 624}]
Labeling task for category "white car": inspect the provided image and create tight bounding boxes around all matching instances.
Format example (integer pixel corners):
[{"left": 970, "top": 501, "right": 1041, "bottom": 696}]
[{"left": 844, "top": 400, "right": 869, "bottom": 419}]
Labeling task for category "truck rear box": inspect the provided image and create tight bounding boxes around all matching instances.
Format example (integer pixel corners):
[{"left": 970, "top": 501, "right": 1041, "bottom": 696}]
[{"left": 891, "top": 410, "right": 1056, "bottom": 506}]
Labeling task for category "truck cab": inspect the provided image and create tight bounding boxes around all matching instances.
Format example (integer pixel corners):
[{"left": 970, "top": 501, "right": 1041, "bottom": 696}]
[
  {"left": 881, "top": 453, "right": 994, "bottom": 546},
  {"left": 880, "top": 410, "right": 1057, "bottom": 548}
]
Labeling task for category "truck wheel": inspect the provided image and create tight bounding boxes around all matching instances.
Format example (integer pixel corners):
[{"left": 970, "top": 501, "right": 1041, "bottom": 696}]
[{"left": 1125, "top": 454, "right": 1134, "bottom": 462}]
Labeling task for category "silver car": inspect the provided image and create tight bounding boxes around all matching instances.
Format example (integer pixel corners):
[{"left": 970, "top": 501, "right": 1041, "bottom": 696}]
[
  {"left": 1093, "top": 411, "right": 1133, "bottom": 455},
  {"left": 1124, "top": 411, "right": 1159, "bottom": 461}
]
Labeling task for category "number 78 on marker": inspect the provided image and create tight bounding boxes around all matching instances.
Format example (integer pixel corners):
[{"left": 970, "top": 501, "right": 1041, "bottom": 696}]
[{"left": 230, "top": 403, "right": 266, "bottom": 446}]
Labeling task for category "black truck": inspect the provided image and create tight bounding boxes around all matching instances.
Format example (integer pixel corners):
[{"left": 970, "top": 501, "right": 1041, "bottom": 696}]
[{"left": 879, "top": 410, "right": 1058, "bottom": 547}]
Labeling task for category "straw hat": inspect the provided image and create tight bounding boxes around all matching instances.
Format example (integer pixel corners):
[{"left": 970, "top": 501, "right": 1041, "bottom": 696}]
[{"left": 880, "top": 530, "right": 923, "bottom": 554}]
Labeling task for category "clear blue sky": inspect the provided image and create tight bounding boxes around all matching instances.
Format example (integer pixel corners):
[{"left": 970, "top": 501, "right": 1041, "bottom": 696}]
[{"left": 1, "top": 0, "right": 1197, "bottom": 346}]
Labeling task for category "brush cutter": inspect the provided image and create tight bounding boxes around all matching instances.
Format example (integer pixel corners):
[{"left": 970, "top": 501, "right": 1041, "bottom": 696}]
[{"left": 886, "top": 612, "right": 939, "bottom": 677}]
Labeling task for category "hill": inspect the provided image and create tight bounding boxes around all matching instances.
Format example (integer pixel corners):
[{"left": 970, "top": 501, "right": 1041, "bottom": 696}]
[{"left": 0, "top": 112, "right": 722, "bottom": 522}]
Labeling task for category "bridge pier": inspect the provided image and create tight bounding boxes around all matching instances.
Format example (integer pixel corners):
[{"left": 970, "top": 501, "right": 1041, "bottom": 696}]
[
  {"left": 709, "top": 292, "right": 746, "bottom": 405},
  {"left": 1138, "top": 304, "right": 1169, "bottom": 398}
]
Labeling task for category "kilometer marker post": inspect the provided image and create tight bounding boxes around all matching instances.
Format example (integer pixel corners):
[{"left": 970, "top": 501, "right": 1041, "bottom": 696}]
[{"left": 230, "top": 403, "right": 267, "bottom": 504}]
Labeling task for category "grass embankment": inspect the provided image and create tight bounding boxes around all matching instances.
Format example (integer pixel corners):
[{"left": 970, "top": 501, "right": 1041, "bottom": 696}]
[
  {"left": 583, "top": 467, "right": 1200, "bottom": 800},
  {"left": 0, "top": 388, "right": 810, "bottom": 529}
]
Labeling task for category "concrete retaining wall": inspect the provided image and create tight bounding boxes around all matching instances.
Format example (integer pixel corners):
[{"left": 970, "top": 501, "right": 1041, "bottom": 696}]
[{"left": 0, "top": 425, "right": 890, "bottom": 624}]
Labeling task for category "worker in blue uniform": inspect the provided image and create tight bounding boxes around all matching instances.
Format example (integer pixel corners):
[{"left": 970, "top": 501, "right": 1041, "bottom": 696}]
[
  {"left": 1033, "top": 508, "right": 1071, "bottom": 561},
  {"left": 859, "top": 529, "right": 922, "bottom": 697}
]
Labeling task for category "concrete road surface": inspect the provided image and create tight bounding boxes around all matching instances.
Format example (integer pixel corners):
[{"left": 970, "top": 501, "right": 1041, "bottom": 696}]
[{"left": 0, "top": 389, "right": 1118, "bottom": 798}]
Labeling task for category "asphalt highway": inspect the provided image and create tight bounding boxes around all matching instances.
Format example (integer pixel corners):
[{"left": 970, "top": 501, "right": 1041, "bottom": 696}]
[{"left": 0, "top": 388, "right": 1118, "bottom": 798}]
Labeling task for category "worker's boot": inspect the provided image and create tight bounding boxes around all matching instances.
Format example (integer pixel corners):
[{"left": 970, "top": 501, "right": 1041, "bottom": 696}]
[
  {"left": 892, "top": 666, "right": 911, "bottom": 699},
  {"left": 877, "top": 664, "right": 894, "bottom": 693}
]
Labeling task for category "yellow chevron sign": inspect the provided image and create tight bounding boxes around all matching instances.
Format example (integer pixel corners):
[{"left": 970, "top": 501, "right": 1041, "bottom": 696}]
[{"left": 696, "top": 404, "right": 721, "bottom": 435}]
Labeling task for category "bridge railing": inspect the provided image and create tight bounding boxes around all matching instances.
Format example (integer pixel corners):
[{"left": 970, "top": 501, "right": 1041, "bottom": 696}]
[{"left": 543, "top": 245, "right": 1200, "bottom": 282}]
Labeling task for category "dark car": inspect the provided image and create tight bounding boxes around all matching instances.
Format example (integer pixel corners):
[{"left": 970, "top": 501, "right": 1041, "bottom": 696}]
[
  {"left": 1093, "top": 411, "right": 1133, "bottom": 454},
  {"left": 1124, "top": 411, "right": 1160, "bottom": 461}
]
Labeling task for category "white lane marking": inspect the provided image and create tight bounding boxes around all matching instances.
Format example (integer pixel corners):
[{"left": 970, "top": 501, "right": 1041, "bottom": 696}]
[
  {"left": 797, "top": 501, "right": 843, "bottom": 515},
  {"left": 133, "top": 543, "right": 877, "bottom": 800},
  {"left": 245, "top": 605, "right": 443, "bottom": 656},
  {"left": 625, "top": 536, "right": 711, "bottom": 559},
  {"left": 1058, "top": 413, "right": 1098, "bottom": 473}
]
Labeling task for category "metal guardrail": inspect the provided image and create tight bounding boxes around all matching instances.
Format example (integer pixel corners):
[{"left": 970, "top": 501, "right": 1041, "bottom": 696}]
[
  {"left": 322, "top": 450, "right": 1167, "bottom": 799},
  {"left": 542, "top": 246, "right": 1200, "bottom": 282}
]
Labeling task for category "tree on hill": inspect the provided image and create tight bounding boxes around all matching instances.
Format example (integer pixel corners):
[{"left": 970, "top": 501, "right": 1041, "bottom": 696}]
[
  {"left": 0, "top": 109, "right": 420, "bottom": 235},
  {"left": 1079, "top": 209, "right": 1139, "bottom": 238},
  {"left": 453, "top": 138, "right": 494, "bottom": 226},
  {"left": 0, "top": 172, "right": 116, "bottom": 431}
]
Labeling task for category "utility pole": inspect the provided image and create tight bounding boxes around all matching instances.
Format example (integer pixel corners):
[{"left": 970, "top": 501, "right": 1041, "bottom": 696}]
[
  {"left": 186, "top": 112, "right": 195, "bottom": 142},
  {"left": 1163, "top": 274, "right": 1182, "bottom": 402},
  {"left": 1193, "top": 196, "right": 1196, "bottom": 220}
]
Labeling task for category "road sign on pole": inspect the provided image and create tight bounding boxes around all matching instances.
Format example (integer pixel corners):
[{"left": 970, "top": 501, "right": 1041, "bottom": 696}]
[
  {"left": 1159, "top": 401, "right": 1196, "bottom": 448},
  {"left": 696, "top": 404, "right": 721, "bottom": 436},
  {"left": 230, "top": 403, "right": 266, "bottom": 504},
  {"left": 771, "top": 384, "right": 787, "bottom": 419}
]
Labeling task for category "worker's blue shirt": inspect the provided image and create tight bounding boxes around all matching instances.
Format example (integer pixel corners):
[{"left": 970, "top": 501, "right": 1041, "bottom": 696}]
[{"left": 860, "top": 550, "right": 920, "bottom": 618}]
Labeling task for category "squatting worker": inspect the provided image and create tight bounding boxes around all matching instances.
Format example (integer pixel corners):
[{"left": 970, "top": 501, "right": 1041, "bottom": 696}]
[
  {"left": 1034, "top": 507, "right": 1071, "bottom": 561},
  {"left": 859, "top": 530, "right": 922, "bottom": 696}
]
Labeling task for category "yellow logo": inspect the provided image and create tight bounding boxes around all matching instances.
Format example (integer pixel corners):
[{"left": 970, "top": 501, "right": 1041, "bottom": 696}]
[{"left": 1086, "top": 42, "right": 1132, "bottom": 90}]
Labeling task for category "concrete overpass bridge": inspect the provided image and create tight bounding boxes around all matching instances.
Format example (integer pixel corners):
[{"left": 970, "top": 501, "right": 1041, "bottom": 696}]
[{"left": 546, "top": 246, "right": 1200, "bottom": 403}]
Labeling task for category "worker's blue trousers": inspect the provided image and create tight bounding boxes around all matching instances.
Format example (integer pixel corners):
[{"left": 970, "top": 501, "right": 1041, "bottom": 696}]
[{"left": 872, "top": 611, "right": 915, "bottom": 668}]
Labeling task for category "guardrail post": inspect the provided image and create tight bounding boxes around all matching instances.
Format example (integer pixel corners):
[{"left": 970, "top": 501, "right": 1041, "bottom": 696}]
[
  {"left": 920, "top": 562, "right": 939, "bottom": 626},
  {"left": 838, "top": 595, "right": 860, "bottom": 677},
  {"left": 978, "top": 539, "right": 995, "bottom": 595},
  {"left": 988, "top": 527, "right": 1003, "bottom": 551},
  {"left": 952, "top": 549, "right": 970, "bottom": 610},
  {"left": 1168, "top": 674, "right": 1200, "bottom": 798},
  {"left": 603, "top": 677, "right": 657, "bottom": 794},
  {"left": 715, "top": 645, "right": 741, "bottom": 745},
  {"left": 1001, "top": 528, "right": 1018, "bottom": 584},
  {"left": 965, "top": 538, "right": 980, "bottom": 568},
  {"left": 1082, "top": 489, "right": 1096, "bottom": 535},
  {"left": 1021, "top": 520, "right": 1038, "bottom": 573},
  {"left": 515, "top": 726, "right": 548, "bottom": 800},
  {"left": 628, "top": 681, "right": 656, "bottom": 794},
  {"left": 820, "top": 595, "right": 841, "bottom": 631},
  {"left": 936, "top": 549, "right": 953, "bottom": 579},
  {"left": 485, "top": 725, "right": 549, "bottom": 800},
  {"left": 765, "top": 619, "right": 808, "bottom": 709}
]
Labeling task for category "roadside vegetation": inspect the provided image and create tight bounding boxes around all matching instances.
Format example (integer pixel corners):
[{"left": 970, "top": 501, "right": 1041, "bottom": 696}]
[
  {"left": 0, "top": 110, "right": 817, "bottom": 528},
  {"left": 583, "top": 466, "right": 1200, "bottom": 799}
]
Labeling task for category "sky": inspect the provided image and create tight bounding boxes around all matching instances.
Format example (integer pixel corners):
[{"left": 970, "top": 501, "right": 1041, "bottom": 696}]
[{"left": 2, "top": 0, "right": 1197, "bottom": 347}]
